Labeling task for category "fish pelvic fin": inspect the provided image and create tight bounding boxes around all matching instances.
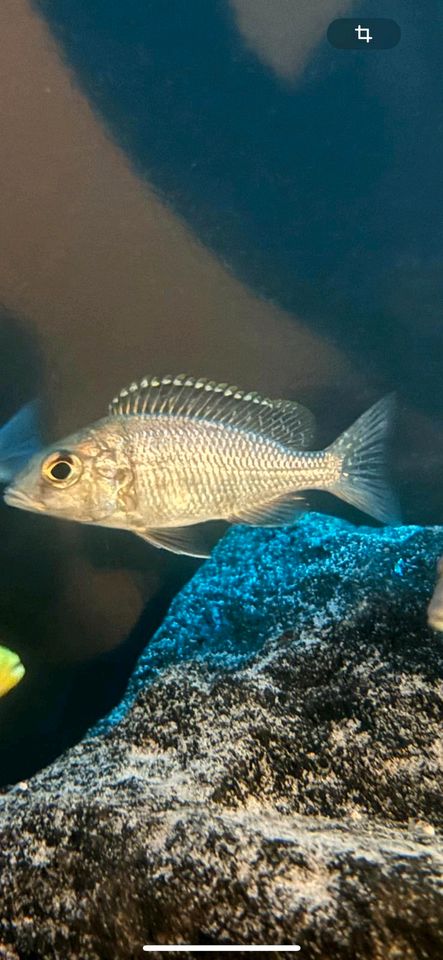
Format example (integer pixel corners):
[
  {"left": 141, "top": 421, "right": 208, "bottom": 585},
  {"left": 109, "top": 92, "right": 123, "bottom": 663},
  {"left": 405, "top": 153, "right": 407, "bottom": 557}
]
[
  {"left": 137, "top": 523, "right": 216, "bottom": 557},
  {"left": 326, "top": 394, "right": 400, "bottom": 525}
]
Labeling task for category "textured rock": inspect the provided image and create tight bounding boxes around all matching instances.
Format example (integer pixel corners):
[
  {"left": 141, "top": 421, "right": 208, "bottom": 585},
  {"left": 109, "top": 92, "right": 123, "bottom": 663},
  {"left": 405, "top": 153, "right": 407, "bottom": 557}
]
[{"left": 0, "top": 514, "right": 442, "bottom": 958}]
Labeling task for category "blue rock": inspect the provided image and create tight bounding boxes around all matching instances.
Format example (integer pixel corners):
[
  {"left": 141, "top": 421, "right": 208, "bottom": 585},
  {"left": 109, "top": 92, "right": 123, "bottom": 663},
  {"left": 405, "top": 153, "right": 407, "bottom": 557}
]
[{"left": 105, "top": 513, "right": 443, "bottom": 728}]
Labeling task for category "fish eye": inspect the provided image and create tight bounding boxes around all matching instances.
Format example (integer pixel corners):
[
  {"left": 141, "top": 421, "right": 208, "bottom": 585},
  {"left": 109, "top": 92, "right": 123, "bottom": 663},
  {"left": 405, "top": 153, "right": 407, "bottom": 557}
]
[
  {"left": 50, "top": 460, "right": 72, "bottom": 481},
  {"left": 42, "top": 451, "right": 82, "bottom": 487}
]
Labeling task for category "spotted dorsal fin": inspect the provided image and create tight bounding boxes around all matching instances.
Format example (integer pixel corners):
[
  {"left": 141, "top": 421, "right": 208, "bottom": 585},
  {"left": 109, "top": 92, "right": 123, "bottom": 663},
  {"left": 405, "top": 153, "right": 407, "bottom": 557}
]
[{"left": 109, "top": 374, "right": 315, "bottom": 449}]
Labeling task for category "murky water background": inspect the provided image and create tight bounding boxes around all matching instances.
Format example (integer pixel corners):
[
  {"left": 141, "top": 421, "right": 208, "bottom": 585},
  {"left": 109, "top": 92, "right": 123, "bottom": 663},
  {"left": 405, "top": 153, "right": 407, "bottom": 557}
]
[{"left": 0, "top": 0, "right": 441, "bottom": 782}]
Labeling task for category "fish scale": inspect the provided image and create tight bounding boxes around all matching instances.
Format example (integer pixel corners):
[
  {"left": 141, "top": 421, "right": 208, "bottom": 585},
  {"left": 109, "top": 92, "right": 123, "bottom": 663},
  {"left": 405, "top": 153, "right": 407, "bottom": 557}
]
[{"left": 95, "top": 417, "right": 338, "bottom": 525}]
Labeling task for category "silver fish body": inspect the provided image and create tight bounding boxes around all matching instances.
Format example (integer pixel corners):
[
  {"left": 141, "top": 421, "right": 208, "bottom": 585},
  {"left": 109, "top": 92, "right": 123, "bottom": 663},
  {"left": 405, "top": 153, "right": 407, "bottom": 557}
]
[
  {"left": 428, "top": 558, "right": 443, "bottom": 632},
  {"left": 101, "top": 417, "right": 341, "bottom": 525},
  {"left": 4, "top": 375, "right": 398, "bottom": 556}
]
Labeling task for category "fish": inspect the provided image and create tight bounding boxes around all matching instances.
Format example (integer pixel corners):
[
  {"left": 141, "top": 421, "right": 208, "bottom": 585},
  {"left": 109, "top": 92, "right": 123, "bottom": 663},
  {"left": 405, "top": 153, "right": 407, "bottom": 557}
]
[
  {"left": 0, "top": 645, "right": 25, "bottom": 698},
  {"left": 428, "top": 557, "right": 443, "bottom": 631},
  {"left": 0, "top": 402, "right": 40, "bottom": 483},
  {"left": 4, "top": 375, "right": 398, "bottom": 557}
]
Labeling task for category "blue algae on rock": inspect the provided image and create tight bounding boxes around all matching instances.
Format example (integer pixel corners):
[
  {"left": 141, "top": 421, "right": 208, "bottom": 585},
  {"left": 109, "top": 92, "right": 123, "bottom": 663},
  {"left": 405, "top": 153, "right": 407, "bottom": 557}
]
[{"left": 106, "top": 513, "right": 443, "bottom": 727}]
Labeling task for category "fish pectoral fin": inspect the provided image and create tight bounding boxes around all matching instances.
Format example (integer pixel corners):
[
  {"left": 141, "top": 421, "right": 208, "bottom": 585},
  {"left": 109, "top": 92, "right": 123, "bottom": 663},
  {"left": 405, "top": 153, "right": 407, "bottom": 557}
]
[
  {"left": 137, "top": 523, "right": 221, "bottom": 558},
  {"left": 228, "top": 494, "right": 307, "bottom": 527}
]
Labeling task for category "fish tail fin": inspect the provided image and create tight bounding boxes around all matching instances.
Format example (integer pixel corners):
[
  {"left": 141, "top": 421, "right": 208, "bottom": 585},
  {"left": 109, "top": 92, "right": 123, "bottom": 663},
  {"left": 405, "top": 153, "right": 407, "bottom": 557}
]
[
  {"left": 0, "top": 645, "right": 25, "bottom": 697},
  {"left": 326, "top": 394, "right": 400, "bottom": 524},
  {"left": 0, "top": 402, "right": 40, "bottom": 482}
]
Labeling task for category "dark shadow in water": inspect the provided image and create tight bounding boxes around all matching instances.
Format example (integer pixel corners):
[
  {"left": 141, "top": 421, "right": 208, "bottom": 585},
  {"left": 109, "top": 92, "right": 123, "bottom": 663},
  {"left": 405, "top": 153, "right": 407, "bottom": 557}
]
[
  {"left": 0, "top": 550, "right": 199, "bottom": 786},
  {"left": 0, "top": 306, "right": 44, "bottom": 420},
  {"left": 30, "top": 1, "right": 443, "bottom": 401}
]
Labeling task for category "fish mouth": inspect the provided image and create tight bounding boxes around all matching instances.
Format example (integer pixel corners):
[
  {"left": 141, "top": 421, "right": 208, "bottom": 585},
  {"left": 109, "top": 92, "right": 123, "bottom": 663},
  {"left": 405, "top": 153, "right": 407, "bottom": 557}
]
[{"left": 4, "top": 487, "right": 45, "bottom": 513}]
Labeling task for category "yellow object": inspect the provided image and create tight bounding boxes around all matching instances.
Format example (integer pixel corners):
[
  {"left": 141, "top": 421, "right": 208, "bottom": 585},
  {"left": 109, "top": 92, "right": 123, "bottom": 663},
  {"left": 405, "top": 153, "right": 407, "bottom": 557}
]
[{"left": 0, "top": 645, "right": 25, "bottom": 697}]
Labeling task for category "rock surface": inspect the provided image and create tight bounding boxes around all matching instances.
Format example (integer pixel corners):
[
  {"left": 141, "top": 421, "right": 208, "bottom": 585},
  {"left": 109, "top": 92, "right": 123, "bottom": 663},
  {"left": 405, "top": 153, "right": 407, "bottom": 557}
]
[{"left": 0, "top": 514, "right": 443, "bottom": 959}]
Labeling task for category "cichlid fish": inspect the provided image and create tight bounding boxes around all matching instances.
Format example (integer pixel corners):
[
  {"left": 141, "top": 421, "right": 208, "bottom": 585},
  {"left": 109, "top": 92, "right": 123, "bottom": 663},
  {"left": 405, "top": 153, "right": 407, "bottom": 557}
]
[
  {"left": 4, "top": 375, "right": 398, "bottom": 557},
  {"left": 428, "top": 557, "right": 443, "bottom": 631},
  {"left": 0, "top": 403, "right": 40, "bottom": 483},
  {"left": 0, "top": 645, "right": 25, "bottom": 698}
]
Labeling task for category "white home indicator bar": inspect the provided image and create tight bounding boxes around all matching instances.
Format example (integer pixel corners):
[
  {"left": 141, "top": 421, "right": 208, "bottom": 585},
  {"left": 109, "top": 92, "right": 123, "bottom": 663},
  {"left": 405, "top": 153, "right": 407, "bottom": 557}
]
[{"left": 143, "top": 947, "right": 301, "bottom": 953}]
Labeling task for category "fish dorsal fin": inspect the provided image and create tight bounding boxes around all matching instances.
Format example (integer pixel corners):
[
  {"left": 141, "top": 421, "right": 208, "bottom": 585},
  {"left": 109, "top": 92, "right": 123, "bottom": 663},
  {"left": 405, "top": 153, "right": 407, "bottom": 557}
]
[
  {"left": 228, "top": 493, "right": 307, "bottom": 527},
  {"left": 109, "top": 375, "right": 315, "bottom": 449}
]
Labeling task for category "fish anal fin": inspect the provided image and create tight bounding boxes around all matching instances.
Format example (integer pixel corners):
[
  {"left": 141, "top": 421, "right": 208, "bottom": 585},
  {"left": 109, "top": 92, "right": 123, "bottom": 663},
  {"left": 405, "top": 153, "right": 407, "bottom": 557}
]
[
  {"left": 137, "top": 523, "right": 218, "bottom": 557},
  {"left": 228, "top": 494, "right": 307, "bottom": 527},
  {"left": 109, "top": 375, "right": 315, "bottom": 449}
]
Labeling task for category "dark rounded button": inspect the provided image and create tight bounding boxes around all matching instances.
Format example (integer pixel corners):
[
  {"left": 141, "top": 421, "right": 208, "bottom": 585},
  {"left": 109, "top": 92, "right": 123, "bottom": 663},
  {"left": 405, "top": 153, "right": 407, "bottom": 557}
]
[{"left": 327, "top": 18, "right": 401, "bottom": 50}]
